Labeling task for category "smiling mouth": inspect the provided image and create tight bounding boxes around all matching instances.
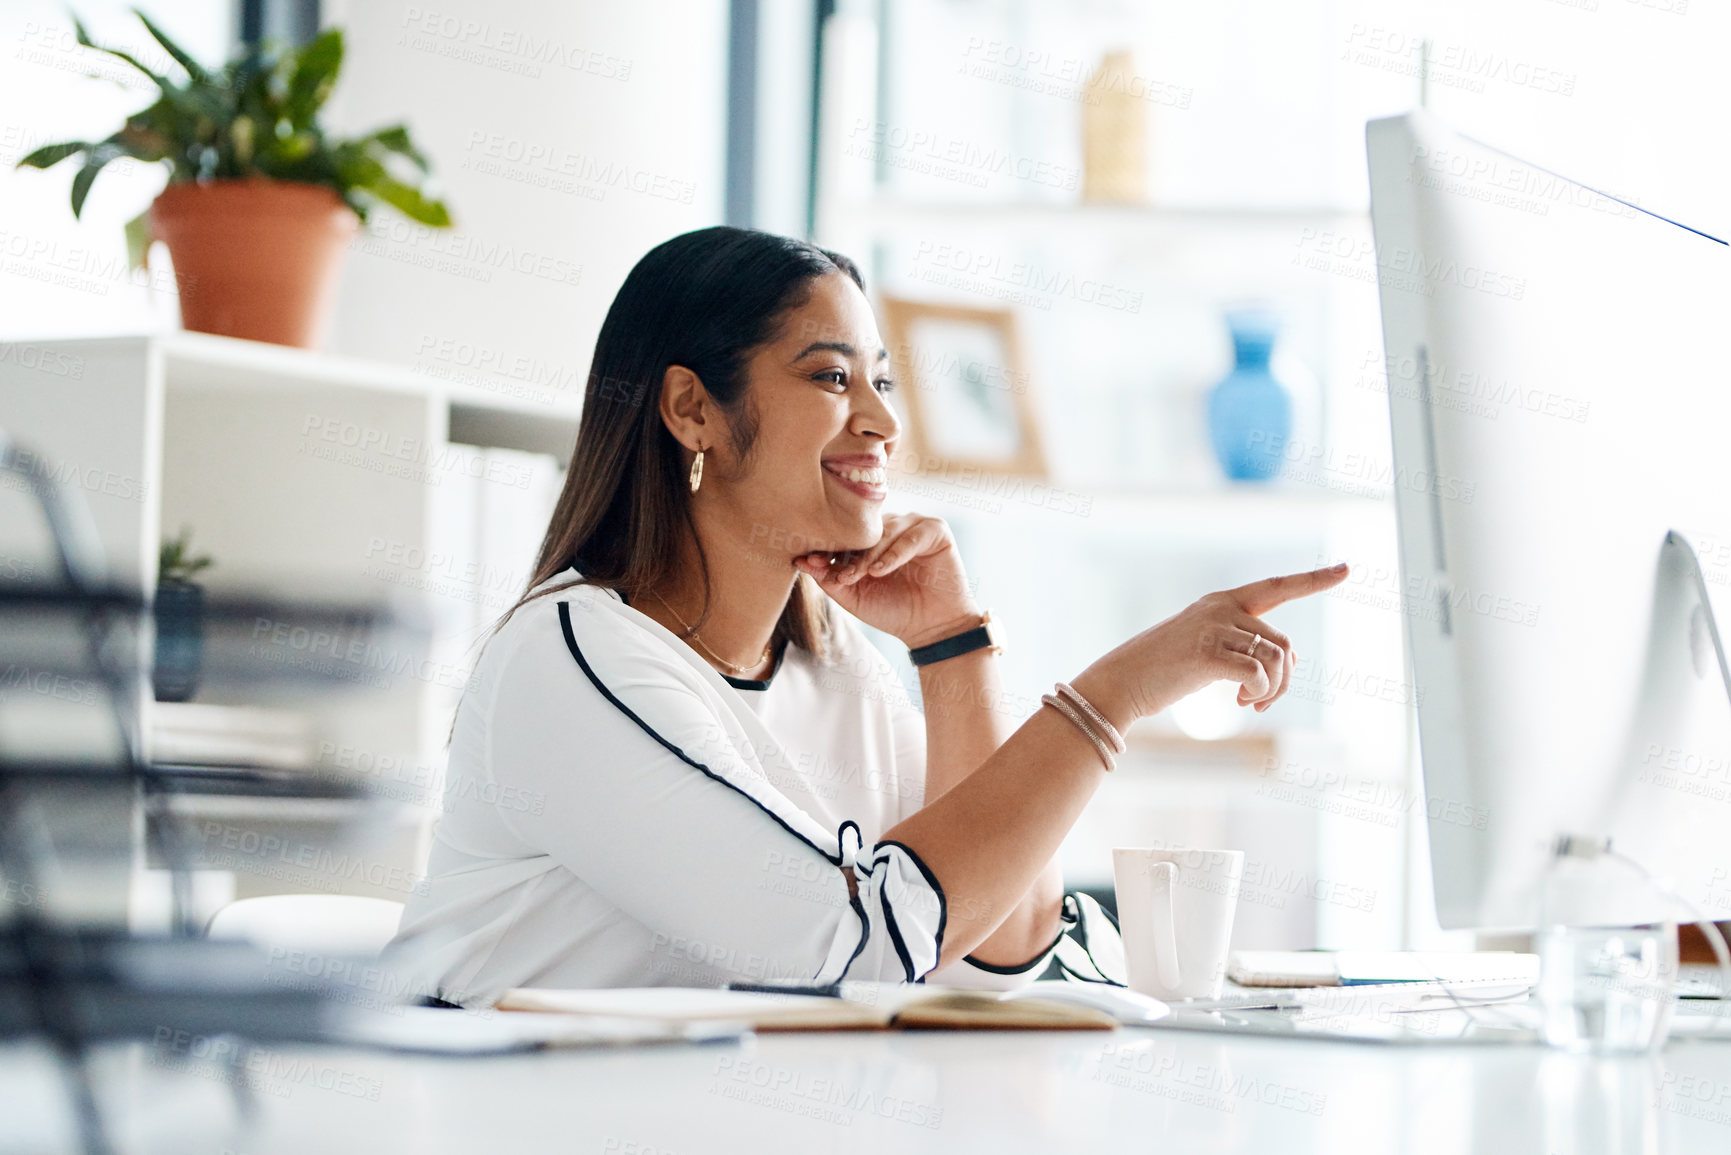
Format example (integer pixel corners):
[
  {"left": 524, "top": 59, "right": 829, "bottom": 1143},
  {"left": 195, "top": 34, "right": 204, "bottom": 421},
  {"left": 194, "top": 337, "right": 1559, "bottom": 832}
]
[
  {"left": 823, "top": 461, "right": 888, "bottom": 498},
  {"left": 826, "top": 464, "right": 886, "bottom": 485}
]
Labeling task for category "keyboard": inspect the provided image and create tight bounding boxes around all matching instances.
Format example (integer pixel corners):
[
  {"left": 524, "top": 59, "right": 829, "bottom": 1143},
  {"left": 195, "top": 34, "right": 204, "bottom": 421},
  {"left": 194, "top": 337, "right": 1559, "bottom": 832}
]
[{"left": 1677, "top": 962, "right": 1730, "bottom": 999}]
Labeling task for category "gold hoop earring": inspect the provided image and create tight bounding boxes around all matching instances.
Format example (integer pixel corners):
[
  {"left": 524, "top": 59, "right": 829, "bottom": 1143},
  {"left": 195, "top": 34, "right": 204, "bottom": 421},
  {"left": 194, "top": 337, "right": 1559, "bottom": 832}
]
[{"left": 688, "top": 448, "right": 704, "bottom": 494}]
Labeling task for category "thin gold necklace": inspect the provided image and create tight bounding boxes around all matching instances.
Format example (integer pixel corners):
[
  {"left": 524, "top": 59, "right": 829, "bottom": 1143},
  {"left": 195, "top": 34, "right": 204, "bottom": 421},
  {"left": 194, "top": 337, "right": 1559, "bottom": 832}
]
[{"left": 649, "top": 590, "right": 773, "bottom": 678}]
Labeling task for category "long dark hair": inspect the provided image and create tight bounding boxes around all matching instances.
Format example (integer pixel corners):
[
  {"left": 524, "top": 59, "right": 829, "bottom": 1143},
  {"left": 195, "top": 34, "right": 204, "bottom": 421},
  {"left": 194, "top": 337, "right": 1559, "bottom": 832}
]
[{"left": 505, "top": 226, "right": 865, "bottom": 658}]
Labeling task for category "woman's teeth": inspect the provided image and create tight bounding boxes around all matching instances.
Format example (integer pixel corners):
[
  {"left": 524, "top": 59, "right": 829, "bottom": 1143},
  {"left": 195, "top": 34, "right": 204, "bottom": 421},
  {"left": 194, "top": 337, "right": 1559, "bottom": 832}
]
[{"left": 833, "top": 466, "right": 885, "bottom": 485}]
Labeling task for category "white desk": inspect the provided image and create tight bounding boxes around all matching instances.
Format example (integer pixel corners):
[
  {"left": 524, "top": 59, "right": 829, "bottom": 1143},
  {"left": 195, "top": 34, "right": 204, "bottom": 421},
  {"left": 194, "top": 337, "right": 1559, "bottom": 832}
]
[{"left": 5, "top": 1022, "right": 1731, "bottom": 1154}]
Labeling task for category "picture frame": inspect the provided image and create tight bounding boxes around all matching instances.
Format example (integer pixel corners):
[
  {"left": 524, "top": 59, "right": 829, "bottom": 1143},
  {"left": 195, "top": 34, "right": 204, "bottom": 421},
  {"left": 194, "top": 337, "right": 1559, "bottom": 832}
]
[{"left": 877, "top": 296, "right": 1048, "bottom": 478}]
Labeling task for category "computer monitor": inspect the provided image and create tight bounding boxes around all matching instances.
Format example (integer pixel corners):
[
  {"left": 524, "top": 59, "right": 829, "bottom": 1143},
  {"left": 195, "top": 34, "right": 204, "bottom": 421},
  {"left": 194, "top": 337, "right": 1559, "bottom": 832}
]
[{"left": 1365, "top": 110, "right": 1731, "bottom": 930}]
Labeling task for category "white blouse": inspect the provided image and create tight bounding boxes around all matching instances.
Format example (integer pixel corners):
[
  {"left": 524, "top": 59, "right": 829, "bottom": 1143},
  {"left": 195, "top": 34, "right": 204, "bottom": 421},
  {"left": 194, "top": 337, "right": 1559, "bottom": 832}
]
[{"left": 386, "top": 572, "right": 1073, "bottom": 1007}]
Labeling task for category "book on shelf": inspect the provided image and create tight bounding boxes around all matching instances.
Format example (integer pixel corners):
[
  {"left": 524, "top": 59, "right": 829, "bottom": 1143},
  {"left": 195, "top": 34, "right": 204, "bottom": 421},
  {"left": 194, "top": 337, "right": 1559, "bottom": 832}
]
[{"left": 150, "top": 702, "right": 318, "bottom": 771}]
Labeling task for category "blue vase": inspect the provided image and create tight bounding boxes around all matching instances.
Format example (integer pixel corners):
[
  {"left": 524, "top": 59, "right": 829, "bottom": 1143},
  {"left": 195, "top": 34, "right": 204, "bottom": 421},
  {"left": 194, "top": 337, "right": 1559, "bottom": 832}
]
[{"left": 1207, "top": 312, "right": 1292, "bottom": 482}]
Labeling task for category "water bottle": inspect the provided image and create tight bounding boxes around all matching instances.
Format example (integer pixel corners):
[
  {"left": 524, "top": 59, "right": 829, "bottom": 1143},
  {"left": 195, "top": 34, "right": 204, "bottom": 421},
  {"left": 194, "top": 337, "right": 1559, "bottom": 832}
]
[{"left": 1536, "top": 834, "right": 1678, "bottom": 1053}]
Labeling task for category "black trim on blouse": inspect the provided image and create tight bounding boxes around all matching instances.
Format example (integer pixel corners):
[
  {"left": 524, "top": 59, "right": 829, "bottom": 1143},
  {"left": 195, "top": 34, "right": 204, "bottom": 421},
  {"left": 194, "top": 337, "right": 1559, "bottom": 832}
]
[
  {"left": 559, "top": 598, "right": 956, "bottom": 983},
  {"left": 875, "top": 838, "right": 948, "bottom": 973},
  {"left": 558, "top": 602, "right": 835, "bottom": 864},
  {"left": 880, "top": 886, "right": 916, "bottom": 983},
  {"left": 961, "top": 922, "right": 1066, "bottom": 975}
]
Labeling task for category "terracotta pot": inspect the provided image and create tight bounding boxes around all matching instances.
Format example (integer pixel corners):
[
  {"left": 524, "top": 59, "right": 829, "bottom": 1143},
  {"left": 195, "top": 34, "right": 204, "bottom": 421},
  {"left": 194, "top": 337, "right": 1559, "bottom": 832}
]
[{"left": 149, "top": 179, "right": 359, "bottom": 348}]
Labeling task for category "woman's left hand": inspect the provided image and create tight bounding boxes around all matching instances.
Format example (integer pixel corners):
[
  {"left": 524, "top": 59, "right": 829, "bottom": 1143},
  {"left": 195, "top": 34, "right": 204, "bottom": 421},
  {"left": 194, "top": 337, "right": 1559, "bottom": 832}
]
[{"left": 793, "top": 513, "right": 982, "bottom": 648}]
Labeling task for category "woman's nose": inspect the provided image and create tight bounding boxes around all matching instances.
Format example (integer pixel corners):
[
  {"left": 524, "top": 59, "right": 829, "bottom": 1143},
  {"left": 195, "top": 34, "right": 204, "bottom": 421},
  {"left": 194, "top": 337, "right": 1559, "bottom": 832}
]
[{"left": 852, "top": 382, "right": 901, "bottom": 443}]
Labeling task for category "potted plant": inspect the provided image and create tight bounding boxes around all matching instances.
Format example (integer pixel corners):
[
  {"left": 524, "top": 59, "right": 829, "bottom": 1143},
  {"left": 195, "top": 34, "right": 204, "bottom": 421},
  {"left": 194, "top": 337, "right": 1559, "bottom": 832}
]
[
  {"left": 154, "top": 526, "right": 213, "bottom": 702},
  {"left": 17, "top": 10, "right": 452, "bottom": 348}
]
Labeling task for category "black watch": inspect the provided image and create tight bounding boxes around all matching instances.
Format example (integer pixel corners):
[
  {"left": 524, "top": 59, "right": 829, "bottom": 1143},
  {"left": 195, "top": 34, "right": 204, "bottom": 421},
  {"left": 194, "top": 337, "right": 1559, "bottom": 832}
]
[{"left": 907, "top": 611, "right": 1001, "bottom": 667}]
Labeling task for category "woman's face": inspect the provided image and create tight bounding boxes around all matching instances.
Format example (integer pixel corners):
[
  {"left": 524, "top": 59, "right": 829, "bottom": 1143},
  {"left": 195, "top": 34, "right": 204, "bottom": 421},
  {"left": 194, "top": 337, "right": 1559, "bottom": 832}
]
[{"left": 703, "top": 272, "right": 901, "bottom": 562}]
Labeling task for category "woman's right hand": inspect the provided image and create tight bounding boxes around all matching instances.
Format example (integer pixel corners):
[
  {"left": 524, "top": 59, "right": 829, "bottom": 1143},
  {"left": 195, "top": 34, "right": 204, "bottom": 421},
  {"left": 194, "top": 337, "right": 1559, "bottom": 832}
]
[{"left": 1080, "top": 563, "right": 1351, "bottom": 728}]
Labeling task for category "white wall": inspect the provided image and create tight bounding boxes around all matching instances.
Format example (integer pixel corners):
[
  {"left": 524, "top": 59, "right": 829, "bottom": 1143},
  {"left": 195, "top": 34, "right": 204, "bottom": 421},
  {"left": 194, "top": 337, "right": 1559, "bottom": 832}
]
[{"left": 319, "top": 0, "right": 728, "bottom": 392}]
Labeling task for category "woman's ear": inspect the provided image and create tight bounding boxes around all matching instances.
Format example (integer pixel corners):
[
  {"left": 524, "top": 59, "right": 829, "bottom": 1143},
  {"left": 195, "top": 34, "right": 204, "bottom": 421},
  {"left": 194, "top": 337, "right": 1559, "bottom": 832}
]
[{"left": 658, "top": 365, "right": 711, "bottom": 452}]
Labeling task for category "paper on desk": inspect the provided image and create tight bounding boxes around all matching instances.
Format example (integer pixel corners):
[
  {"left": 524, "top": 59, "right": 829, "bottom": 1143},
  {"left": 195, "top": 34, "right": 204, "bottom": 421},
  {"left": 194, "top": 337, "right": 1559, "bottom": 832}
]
[
  {"left": 1228, "top": 950, "right": 1539, "bottom": 988},
  {"left": 497, "top": 987, "right": 890, "bottom": 1030},
  {"left": 496, "top": 984, "right": 1118, "bottom": 1031},
  {"left": 324, "top": 1006, "right": 745, "bottom": 1054}
]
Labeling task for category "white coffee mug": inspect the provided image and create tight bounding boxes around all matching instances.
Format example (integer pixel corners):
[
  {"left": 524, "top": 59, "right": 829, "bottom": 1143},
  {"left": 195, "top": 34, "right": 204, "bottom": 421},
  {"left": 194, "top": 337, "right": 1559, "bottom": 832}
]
[{"left": 1112, "top": 846, "right": 1246, "bottom": 1002}]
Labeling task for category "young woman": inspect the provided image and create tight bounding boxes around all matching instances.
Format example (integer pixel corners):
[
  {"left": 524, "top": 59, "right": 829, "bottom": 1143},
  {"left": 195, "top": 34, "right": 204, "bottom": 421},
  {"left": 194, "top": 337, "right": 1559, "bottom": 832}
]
[{"left": 387, "top": 227, "right": 1347, "bottom": 1006}]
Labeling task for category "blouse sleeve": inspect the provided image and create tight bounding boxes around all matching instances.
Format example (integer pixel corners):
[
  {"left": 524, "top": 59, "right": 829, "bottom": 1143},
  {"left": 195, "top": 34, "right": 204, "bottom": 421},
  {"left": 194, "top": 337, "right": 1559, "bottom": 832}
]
[
  {"left": 484, "top": 598, "right": 948, "bottom": 986},
  {"left": 862, "top": 624, "right": 1065, "bottom": 991}
]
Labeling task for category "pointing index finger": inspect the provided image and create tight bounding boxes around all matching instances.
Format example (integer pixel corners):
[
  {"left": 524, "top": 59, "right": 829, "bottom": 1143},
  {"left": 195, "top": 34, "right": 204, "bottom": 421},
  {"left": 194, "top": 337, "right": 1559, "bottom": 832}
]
[{"left": 1229, "top": 563, "right": 1350, "bottom": 616}]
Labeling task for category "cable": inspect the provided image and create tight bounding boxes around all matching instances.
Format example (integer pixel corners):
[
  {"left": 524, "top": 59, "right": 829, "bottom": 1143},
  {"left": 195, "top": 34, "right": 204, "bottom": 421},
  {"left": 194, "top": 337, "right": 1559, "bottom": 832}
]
[{"left": 1601, "top": 845, "right": 1731, "bottom": 1020}]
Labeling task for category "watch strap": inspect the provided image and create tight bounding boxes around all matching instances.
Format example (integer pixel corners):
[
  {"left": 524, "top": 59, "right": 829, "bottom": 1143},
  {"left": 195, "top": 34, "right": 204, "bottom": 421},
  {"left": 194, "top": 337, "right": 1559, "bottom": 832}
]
[{"left": 907, "top": 613, "right": 998, "bottom": 667}]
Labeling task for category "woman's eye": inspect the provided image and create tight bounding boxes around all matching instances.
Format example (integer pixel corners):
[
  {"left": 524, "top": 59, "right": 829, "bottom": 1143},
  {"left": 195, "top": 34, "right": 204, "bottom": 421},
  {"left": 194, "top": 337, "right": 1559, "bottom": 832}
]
[
  {"left": 873, "top": 377, "right": 897, "bottom": 394},
  {"left": 814, "top": 369, "right": 848, "bottom": 391}
]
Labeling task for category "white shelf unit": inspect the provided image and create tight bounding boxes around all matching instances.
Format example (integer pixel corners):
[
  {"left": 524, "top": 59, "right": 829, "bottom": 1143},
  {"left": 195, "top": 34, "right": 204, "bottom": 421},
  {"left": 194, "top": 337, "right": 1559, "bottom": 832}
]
[
  {"left": 0, "top": 332, "right": 578, "bottom": 917},
  {"left": 815, "top": 16, "right": 1412, "bottom": 951}
]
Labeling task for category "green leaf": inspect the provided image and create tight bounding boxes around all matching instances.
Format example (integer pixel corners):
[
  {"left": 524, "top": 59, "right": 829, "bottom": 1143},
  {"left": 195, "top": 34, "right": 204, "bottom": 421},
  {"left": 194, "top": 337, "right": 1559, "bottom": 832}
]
[
  {"left": 70, "top": 157, "right": 108, "bottom": 218},
  {"left": 124, "top": 209, "right": 153, "bottom": 270},
  {"left": 230, "top": 116, "right": 254, "bottom": 167},
  {"left": 360, "top": 172, "right": 451, "bottom": 226},
  {"left": 131, "top": 9, "right": 208, "bottom": 84},
  {"left": 73, "top": 13, "right": 175, "bottom": 91},
  {"left": 16, "top": 141, "right": 91, "bottom": 170},
  {"left": 285, "top": 28, "right": 344, "bottom": 128},
  {"left": 363, "top": 124, "right": 428, "bottom": 169}
]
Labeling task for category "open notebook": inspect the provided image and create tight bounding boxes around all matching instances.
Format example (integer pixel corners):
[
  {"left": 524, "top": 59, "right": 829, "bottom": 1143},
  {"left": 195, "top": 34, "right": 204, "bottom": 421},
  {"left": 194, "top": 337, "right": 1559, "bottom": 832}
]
[{"left": 496, "top": 980, "right": 1160, "bottom": 1031}]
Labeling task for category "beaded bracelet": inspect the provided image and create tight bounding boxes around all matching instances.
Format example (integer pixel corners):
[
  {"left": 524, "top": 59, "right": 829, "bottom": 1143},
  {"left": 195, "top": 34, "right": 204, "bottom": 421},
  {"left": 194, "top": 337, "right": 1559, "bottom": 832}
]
[
  {"left": 1054, "top": 681, "right": 1126, "bottom": 756},
  {"left": 1041, "top": 691, "right": 1117, "bottom": 772}
]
